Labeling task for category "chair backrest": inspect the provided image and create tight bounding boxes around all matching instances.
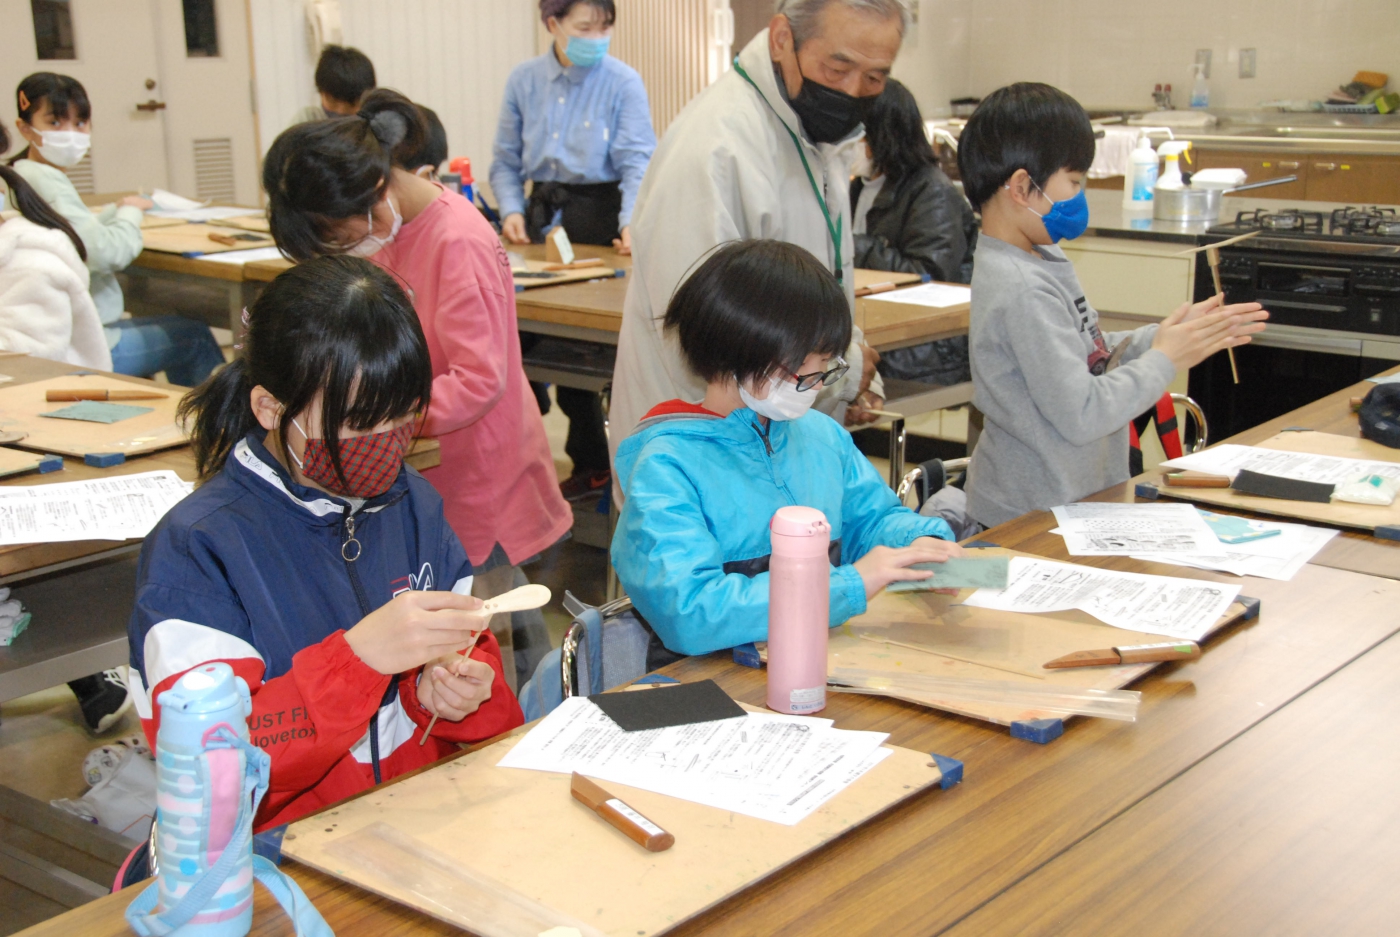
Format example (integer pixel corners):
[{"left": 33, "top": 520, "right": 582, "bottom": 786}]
[{"left": 517, "top": 592, "right": 650, "bottom": 722}]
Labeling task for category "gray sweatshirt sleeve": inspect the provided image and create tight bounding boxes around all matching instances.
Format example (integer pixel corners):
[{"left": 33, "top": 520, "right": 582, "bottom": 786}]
[
  {"left": 1007, "top": 288, "right": 1176, "bottom": 447},
  {"left": 1104, "top": 323, "right": 1160, "bottom": 363}
]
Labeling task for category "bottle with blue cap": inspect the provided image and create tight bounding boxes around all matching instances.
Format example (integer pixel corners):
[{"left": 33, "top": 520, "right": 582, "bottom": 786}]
[{"left": 125, "top": 662, "right": 333, "bottom": 937}]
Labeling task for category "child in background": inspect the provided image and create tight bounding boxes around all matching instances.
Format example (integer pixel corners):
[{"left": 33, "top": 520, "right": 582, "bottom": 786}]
[
  {"left": 263, "top": 90, "right": 571, "bottom": 689},
  {"left": 956, "top": 83, "right": 1268, "bottom": 528},
  {"left": 294, "top": 44, "right": 377, "bottom": 122},
  {"left": 612, "top": 240, "right": 961, "bottom": 661},
  {"left": 8, "top": 72, "right": 224, "bottom": 387},
  {"left": 129, "top": 255, "right": 521, "bottom": 832}
]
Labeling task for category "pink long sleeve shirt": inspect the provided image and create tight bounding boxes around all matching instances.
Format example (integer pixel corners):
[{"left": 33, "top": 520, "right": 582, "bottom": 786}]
[{"left": 374, "top": 187, "right": 571, "bottom": 566}]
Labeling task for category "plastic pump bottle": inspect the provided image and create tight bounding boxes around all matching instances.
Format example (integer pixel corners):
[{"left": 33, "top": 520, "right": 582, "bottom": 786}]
[
  {"left": 1157, "top": 141, "right": 1193, "bottom": 190},
  {"left": 1123, "top": 132, "right": 1160, "bottom": 208},
  {"left": 1190, "top": 63, "right": 1210, "bottom": 109},
  {"left": 766, "top": 506, "right": 831, "bottom": 715}
]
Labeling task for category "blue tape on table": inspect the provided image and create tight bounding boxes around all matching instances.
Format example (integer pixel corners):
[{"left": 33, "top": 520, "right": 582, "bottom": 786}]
[
  {"left": 1375, "top": 525, "right": 1400, "bottom": 542},
  {"left": 929, "top": 753, "right": 963, "bottom": 789},
  {"left": 732, "top": 643, "right": 763, "bottom": 669},
  {"left": 961, "top": 540, "right": 1001, "bottom": 550},
  {"left": 1135, "top": 482, "right": 1160, "bottom": 500},
  {"left": 1010, "top": 717, "right": 1064, "bottom": 744},
  {"left": 84, "top": 452, "right": 126, "bottom": 467},
  {"left": 37, "top": 455, "right": 64, "bottom": 473},
  {"left": 615, "top": 269, "right": 626, "bottom": 278},
  {"left": 1236, "top": 595, "right": 1262, "bottom": 621},
  {"left": 253, "top": 825, "right": 288, "bottom": 865},
  {"left": 633, "top": 674, "right": 680, "bottom": 686}
]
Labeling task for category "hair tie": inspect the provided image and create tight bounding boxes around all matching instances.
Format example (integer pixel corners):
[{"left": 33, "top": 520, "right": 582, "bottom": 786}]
[{"left": 367, "top": 110, "right": 408, "bottom": 148}]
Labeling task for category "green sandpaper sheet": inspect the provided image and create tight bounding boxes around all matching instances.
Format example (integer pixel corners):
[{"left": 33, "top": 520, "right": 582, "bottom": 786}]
[
  {"left": 886, "top": 556, "right": 1011, "bottom": 593},
  {"left": 39, "top": 401, "right": 155, "bottom": 424}
]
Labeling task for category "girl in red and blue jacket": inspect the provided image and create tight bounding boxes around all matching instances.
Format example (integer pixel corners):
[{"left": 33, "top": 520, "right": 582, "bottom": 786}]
[{"left": 126, "top": 255, "right": 523, "bottom": 831}]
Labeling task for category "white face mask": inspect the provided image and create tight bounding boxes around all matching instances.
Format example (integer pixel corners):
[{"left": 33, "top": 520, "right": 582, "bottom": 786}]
[
  {"left": 347, "top": 196, "right": 402, "bottom": 257},
  {"left": 739, "top": 373, "right": 819, "bottom": 422},
  {"left": 36, "top": 129, "right": 91, "bottom": 169}
]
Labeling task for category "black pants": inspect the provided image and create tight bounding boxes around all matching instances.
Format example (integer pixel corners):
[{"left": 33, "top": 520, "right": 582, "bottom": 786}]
[
  {"left": 525, "top": 180, "right": 623, "bottom": 246},
  {"left": 521, "top": 334, "right": 611, "bottom": 475}
]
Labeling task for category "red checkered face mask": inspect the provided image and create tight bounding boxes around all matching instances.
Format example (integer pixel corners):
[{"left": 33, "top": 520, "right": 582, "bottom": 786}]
[{"left": 289, "top": 419, "right": 412, "bottom": 498}]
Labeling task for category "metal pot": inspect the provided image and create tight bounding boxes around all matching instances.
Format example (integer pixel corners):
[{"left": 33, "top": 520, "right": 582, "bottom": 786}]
[{"left": 1151, "top": 175, "right": 1299, "bottom": 223}]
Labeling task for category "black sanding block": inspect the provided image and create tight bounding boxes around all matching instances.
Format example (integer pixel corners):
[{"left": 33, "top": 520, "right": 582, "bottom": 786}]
[{"left": 1233, "top": 469, "right": 1334, "bottom": 503}]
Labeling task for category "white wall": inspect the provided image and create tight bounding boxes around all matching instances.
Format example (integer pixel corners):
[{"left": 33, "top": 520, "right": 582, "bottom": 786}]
[
  {"left": 249, "top": 0, "right": 538, "bottom": 200},
  {"left": 901, "top": 0, "right": 1400, "bottom": 112}
]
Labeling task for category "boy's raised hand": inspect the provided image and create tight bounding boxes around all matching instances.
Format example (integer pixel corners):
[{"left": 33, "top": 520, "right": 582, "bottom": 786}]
[
  {"left": 1151, "top": 293, "right": 1269, "bottom": 372},
  {"left": 344, "top": 591, "right": 491, "bottom": 676},
  {"left": 854, "top": 538, "right": 965, "bottom": 600}
]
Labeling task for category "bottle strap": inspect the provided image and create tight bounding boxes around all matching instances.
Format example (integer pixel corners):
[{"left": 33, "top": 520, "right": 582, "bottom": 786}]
[{"left": 125, "top": 729, "right": 334, "bottom": 937}]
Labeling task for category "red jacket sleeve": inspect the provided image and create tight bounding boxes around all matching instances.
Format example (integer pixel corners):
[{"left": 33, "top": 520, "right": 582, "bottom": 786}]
[
  {"left": 141, "top": 630, "right": 391, "bottom": 798},
  {"left": 398, "top": 627, "right": 524, "bottom": 743}
]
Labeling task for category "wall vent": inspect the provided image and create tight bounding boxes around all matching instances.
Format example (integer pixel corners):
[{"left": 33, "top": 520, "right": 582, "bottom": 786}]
[{"left": 193, "top": 137, "right": 236, "bottom": 203}]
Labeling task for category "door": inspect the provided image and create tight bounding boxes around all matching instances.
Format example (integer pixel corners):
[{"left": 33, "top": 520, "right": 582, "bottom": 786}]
[
  {"left": 1305, "top": 156, "right": 1400, "bottom": 205},
  {"left": 1190, "top": 149, "right": 1308, "bottom": 202},
  {"left": 150, "top": 0, "right": 261, "bottom": 206},
  {"left": 0, "top": 0, "right": 170, "bottom": 194}
]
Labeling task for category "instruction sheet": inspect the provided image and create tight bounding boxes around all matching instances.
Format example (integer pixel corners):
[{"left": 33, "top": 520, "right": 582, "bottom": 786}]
[
  {"left": 1162, "top": 445, "right": 1400, "bottom": 485},
  {"left": 0, "top": 470, "right": 192, "bottom": 544},
  {"left": 1051, "top": 502, "right": 1221, "bottom": 555},
  {"left": 1132, "top": 520, "right": 1339, "bottom": 580},
  {"left": 962, "top": 556, "right": 1241, "bottom": 641},
  {"left": 863, "top": 282, "right": 971, "bottom": 309},
  {"left": 498, "top": 696, "right": 891, "bottom": 825}
]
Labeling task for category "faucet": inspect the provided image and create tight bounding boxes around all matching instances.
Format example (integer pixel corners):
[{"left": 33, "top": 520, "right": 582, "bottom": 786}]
[{"left": 1152, "top": 83, "right": 1175, "bottom": 110}]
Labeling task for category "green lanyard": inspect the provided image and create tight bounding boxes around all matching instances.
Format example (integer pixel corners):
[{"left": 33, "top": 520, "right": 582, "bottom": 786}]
[{"left": 732, "top": 60, "right": 844, "bottom": 283}]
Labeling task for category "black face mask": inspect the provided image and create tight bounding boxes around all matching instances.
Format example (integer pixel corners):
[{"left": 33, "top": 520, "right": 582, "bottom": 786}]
[{"left": 786, "top": 63, "right": 874, "bottom": 144}]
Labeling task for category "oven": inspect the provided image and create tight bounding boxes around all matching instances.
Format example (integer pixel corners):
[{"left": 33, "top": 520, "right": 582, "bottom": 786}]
[{"left": 1186, "top": 224, "right": 1400, "bottom": 440}]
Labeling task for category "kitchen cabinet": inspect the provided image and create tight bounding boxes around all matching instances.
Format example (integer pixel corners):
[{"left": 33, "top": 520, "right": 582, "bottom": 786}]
[
  {"left": 1189, "top": 150, "right": 1310, "bottom": 200},
  {"left": 1190, "top": 148, "right": 1400, "bottom": 204}
]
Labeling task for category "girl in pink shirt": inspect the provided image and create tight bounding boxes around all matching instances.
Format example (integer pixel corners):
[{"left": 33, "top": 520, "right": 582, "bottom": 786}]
[{"left": 262, "top": 90, "right": 571, "bottom": 688}]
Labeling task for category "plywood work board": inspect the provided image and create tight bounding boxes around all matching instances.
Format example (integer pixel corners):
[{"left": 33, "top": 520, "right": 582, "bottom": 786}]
[
  {"left": 141, "top": 222, "right": 276, "bottom": 256},
  {"left": 0, "top": 375, "right": 187, "bottom": 459},
  {"left": 215, "top": 214, "right": 270, "bottom": 233},
  {"left": 831, "top": 549, "right": 1253, "bottom": 728},
  {"left": 282, "top": 709, "right": 947, "bottom": 937},
  {"left": 512, "top": 258, "right": 621, "bottom": 290},
  {"left": 0, "top": 447, "right": 42, "bottom": 478},
  {"left": 1158, "top": 431, "right": 1400, "bottom": 532}
]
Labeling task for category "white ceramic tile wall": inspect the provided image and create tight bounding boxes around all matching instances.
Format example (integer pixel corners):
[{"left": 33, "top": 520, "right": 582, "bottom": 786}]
[
  {"left": 902, "top": 0, "right": 1400, "bottom": 112},
  {"left": 250, "top": 0, "right": 537, "bottom": 203}
]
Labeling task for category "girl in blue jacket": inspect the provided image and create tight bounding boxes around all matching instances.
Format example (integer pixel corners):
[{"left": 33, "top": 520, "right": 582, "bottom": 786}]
[
  {"left": 127, "top": 255, "right": 523, "bottom": 831},
  {"left": 611, "top": 239, "right": 962, "bottom": 660}
]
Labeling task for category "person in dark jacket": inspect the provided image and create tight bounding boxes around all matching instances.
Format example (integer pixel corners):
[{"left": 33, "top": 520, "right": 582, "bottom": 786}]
[
  {"left": 851, "top": 79, "right": 978, "bottom": 386},
  {"left": 127, "top": 256, "right": 522, "bottom": 831}
]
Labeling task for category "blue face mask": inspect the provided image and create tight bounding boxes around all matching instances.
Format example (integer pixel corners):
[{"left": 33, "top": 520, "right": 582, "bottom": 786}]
[
  {"left": 565, "top": 34, "right": 610, "bottom": 67},
  {"left": 1028, "top": 183, "right": 1090, "bottom": 242}
]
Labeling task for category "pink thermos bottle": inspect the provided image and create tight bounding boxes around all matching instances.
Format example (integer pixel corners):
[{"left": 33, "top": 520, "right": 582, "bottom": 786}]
[{"left": 766, "top": 506, "right": 831, "bottom": 715}]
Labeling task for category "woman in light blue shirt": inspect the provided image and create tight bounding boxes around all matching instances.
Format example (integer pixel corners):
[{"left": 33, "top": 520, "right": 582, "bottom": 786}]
[{"left": 491, "top": 0, "right": 656, "bottom": 498}]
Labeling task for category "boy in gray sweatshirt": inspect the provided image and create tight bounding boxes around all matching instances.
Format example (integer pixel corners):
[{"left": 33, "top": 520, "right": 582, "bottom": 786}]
[{"left": 955, "top": 84, "right": 1268, "bottom": 528}]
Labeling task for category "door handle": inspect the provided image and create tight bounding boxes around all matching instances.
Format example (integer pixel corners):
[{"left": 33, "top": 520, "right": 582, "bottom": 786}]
[
  {"left": 1278, "top": 160, "right": 1300, "bottom": 170},
  {"left": 1312, "top": 162, "right": 1337, "bottom": 171},
  {"left": 136, "top": 99, "right": 167, "bottom": 112}
]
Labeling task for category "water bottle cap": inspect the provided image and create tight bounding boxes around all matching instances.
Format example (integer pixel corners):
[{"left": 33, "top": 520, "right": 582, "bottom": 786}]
[
  {"left": 770, "top": 505, "right": 830, "bottom": 537},
  {"left": 158, "top": 662, "right": 245, "bottom": 716}
]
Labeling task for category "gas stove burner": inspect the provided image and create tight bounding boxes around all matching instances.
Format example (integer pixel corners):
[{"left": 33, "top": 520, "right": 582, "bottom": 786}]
[
  {"left": 1227, "top": 208, "right": 1324, "bottom": 234},
  {"left": 1330, "top": 206, "right": 1400, "bottom": 239}
]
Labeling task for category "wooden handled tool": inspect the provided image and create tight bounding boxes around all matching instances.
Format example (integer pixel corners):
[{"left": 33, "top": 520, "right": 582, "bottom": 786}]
[
  {"left": 1206, "top": 246, "right": 1241, "bottom": 385},
  {"left": 1044, "top": 641, "right": 1201, "bottom": 669},
  {"left": 46, "top": 389, "right": 168, "bottom": 402},
  {"left": 854, "top": 281, "right": 897, "bottom": 297},
  {"left": 571, "top": 772, "right": 675, "bottom": 852},
  {"left": 542, "top": 257, "right": 605, "bottom": 272},
  {"left": 1163, "top": 470, "right": 1232, "bottom": 488}
]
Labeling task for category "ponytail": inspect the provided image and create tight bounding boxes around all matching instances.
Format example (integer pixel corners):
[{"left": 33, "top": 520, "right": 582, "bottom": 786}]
[
  {"left": 0, "top": 125, "right": 86, "bottom": 261},
  {"left": 178, "top": 358, "right": 258, "bottom": 481},
  {"left": 263, "top": 88, "right": 428, "bottom": 261}
]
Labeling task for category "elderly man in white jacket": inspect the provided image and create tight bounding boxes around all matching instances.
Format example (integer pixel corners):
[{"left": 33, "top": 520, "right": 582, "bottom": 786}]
[
  {"left": 609, "top": 0, "right": 909, "bottom": 463},
  {"left": 0, "top": 213, "right": 112, "bottom": 370}
]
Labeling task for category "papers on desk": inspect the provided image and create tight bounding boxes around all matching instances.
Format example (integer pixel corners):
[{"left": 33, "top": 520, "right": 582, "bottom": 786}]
[
  {"left": 146, "top": 189, "right": 262, "bottom": 223},
  {"left": 1367, "top": 373, "right": 1400, "bottom": 384},
  {"left": 1162, "top": 444, "right": 1400, "bottom": 486},
  {"left": 197, "top": 246, "right": 286, "bottom": 264},
  {"left": 962, "top": 556, "right": 1240, "bottom": 641},
  {"left": 497, "top": 696, "right": 891, "bottom": 825},
  {"left": 1131, "top": 519, "right": 1338, "bottom": 581},
  {"left": 862, "top": 282, "right": 971, "bottom": 308},
  {"left": 1051, "top": 502, "right": 1219, "bottom": 555},
  {"left": 0, "top": 470, "right": 192, "bottom": 545}
]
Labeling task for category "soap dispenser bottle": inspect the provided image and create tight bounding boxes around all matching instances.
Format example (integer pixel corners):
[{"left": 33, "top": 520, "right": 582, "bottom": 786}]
[
  {"left": 1123, "top": 132, "right": 1159, "bottom": 208},
  {"left": 1190, "top": 63, "right": 1210, "bottom": 109}
]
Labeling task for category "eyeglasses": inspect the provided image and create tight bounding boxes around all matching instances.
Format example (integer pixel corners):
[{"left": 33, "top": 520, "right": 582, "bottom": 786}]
[{"left": 789, "top": 355, "right": 850, "bottom": 393}]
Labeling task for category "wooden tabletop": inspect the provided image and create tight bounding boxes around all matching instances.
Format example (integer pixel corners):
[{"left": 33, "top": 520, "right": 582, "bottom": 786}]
[{"left": 0, "top": 355, "right": 438, "bottom": 580}]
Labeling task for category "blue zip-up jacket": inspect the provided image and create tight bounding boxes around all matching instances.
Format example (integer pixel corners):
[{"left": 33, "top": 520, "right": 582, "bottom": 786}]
[
  {"left": 127, "top": 433, "right": 522, "bottom": 830},
  {"left": 611, "top": 402, "right": 955, "bottom": 657}
]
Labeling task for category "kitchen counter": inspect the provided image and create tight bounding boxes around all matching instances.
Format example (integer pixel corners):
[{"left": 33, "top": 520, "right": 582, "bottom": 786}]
[
  {"left": 1126, "top": 110, "right": 1400, "bottom": 155},
  {"left": 1078, "top": 188, "right": 1400, "bottom": 244}
]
